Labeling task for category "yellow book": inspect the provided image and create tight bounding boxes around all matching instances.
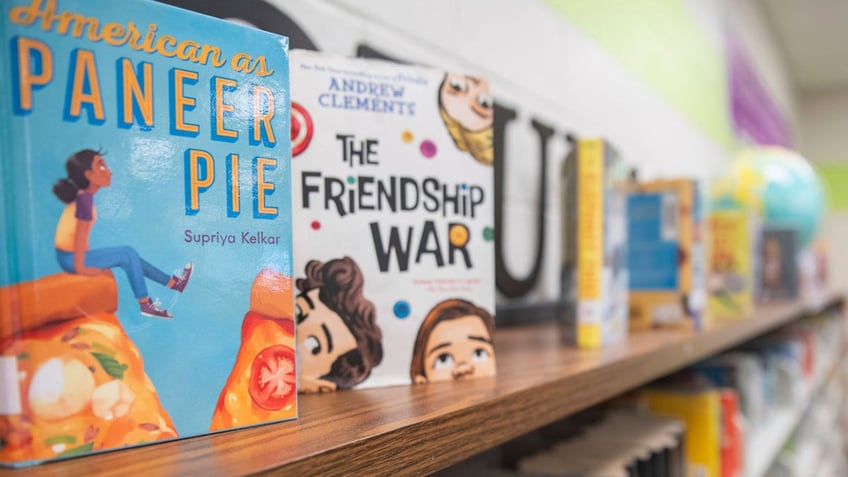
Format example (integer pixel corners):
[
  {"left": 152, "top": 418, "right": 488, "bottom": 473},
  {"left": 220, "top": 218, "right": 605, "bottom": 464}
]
[
  {"left": 561, "top": 139, "right": 629, "bottom": 348},
  {"left": 642, "top": 389, "right": 722, "bottom": 477},
  {"left": 707, "top": 210, "right": 755, "bottom": 320}
]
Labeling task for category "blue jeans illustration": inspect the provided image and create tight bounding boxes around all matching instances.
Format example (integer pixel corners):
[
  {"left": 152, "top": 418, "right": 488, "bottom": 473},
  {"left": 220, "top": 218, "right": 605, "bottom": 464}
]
[{"left": 56, "top": 247, "right": 170, "bottom": 299}]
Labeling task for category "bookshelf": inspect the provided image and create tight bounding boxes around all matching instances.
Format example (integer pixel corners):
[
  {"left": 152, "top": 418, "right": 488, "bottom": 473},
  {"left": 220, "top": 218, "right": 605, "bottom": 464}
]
[
  {"left": 1, "top": 294, "right": 842, "bottom": 476},
  {"left": 744, "top": 343, "right": 844, "bottom": 477}
]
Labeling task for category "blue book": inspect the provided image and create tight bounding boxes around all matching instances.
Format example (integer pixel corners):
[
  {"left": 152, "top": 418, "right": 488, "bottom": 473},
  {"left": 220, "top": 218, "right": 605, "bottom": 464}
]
[
  {"left": 627, "top": 179, "right": 704, "bottom": 330},
  {"left": 0, "top": 0, "right": 295, "bottom": 466}
]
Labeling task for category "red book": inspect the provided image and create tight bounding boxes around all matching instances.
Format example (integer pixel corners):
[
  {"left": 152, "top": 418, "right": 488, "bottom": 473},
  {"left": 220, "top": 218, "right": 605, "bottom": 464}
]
[{"left": 719, "top": 389, "right": 743, "bottom": 477}]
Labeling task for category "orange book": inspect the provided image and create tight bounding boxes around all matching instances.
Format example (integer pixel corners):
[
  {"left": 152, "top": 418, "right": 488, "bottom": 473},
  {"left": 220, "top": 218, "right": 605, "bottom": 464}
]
[{"left": 719, "top": 389, "right": 743, "bottom": 477}]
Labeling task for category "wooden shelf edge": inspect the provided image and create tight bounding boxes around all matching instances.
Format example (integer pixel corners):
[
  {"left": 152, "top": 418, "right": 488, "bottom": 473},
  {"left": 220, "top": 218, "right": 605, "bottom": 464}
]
[{"left": 3, "top": 294, "right": 843, "bottom": 477}]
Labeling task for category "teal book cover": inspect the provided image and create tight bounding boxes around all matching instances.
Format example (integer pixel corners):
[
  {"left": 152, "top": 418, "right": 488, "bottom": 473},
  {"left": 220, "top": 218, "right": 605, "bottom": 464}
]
[{"left": 0, "top": 0, "right": 295, "bottom": 466}]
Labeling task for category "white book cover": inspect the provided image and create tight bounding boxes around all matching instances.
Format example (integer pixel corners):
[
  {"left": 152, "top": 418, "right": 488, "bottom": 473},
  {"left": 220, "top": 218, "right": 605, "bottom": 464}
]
[{"left": 290, "top": 50, "right": 496, "bottom": 392}]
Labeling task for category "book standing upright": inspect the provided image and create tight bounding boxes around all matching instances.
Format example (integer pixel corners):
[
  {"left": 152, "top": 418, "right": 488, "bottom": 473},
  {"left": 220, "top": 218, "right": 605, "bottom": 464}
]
[
  {"left": 290, "top": 51, "right": 496, "bottom": 392},
  {"left": 628, "top": 179, "right": 705, "bottom": 330},
  {"left": 561, "top": 138, "right": 629, "bottom": 348},
  {"left": 707, "top": 210, "right": 757, "bottom": 320},
  {"left": 0, "top": 0, "right": 296, "bottom": 466}
]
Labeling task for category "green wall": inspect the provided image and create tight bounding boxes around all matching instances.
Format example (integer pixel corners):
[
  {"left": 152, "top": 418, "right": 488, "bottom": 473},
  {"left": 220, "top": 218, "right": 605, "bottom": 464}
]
[
  {"left": 816, "top": 162, "right": 848, "bottom": 211},
  {"left": 545, "top": 0, "right": 734, "bottom": 147}
]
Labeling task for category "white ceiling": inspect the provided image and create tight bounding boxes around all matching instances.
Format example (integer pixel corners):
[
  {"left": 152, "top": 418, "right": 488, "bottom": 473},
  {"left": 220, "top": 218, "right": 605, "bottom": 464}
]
[{"left": 759, "top": 0, "right": 848, "bottom": 93}]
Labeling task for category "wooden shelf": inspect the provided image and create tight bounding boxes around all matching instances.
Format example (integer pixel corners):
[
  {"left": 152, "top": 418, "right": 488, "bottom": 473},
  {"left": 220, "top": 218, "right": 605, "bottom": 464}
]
[{"left": 2, "top": 295, "right": 842, "bottom": 476}]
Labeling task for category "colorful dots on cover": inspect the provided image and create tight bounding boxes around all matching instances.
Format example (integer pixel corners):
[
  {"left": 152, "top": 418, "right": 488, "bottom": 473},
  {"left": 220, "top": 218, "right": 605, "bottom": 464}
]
[
  {"left": 393, "top": 300, "right": 411, "bottom": 319},
  {"left": 420, "top": 140, "right": 437, "bottom": 158}
]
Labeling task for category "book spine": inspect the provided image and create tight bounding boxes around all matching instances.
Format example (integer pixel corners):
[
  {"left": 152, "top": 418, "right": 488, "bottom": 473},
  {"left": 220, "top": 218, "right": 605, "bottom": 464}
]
[
  {"left": 0, "top": 9, "right": 9, "bottom": 288},
  {"left": 576, "top": 139, "right": 604, "bottom": 348},
  {"left": 0, "top": 8, "right": 24, "bottom": 420},
  {"left": 560, "top": 144, "right": 578, "bottom": 344}
]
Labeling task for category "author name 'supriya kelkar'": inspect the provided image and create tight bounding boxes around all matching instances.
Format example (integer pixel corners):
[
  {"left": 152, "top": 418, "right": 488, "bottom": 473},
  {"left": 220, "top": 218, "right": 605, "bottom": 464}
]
[
  {"left": 184, "top": 229, "right": 281, "bottom": 246},
  {"left": 9, "top": 0, "right": 283, "bottom": 220}
]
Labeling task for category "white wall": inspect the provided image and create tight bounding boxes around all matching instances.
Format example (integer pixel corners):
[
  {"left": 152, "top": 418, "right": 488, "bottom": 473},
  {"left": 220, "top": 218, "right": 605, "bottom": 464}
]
[
  {"left": 798, "top": 88, "right": 848, "bottom": 295},
  {"left": 265, "top": 0, "right": 735, "bottom": 303},
  {"left": 220, "top": 0, "right": 799, "bottom": 303},
  {"left": 821, "top": 214, "right": 848, "bottom": 293},
  {"left": 799, "top": 88, "right": 848, "bottom": 163}
]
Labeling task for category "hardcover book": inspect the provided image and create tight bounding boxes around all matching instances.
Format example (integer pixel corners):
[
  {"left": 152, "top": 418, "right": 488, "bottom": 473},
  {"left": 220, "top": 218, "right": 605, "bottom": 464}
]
[
  {"left": 290, "top": 51, "right": 496, "bottom": 392},
  {"left": 560, "top": 139, "right": 629, "bottom": 348},
  {"left": 627, "top": 179, "right": 705, "bottom": 330},
  {"left": 718, "top": 390, "right": 743, "bottom": 477},
  {"left": 0, "top": 0, "right": 295, "bottom": 466},
  {"left": 756, "top": 227, "right": 799, "bottom": 302},
  {"left": 707, "top": 210, "right": 756, "bottom": 320},
  {"left": 642, "top": 388, "right": 722, "bottom": 477}
]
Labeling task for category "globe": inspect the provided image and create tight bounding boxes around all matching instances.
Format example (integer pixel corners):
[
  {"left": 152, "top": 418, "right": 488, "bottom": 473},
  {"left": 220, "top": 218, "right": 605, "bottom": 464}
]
[{"left": 710, "top": 147, "right": 825, "bottom": 246}]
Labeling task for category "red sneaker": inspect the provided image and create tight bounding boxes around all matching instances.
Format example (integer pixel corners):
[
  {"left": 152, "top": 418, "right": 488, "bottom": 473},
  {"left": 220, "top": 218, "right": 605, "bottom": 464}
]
[
  {"left": 140, "top": 299, "right": 172, "bottom": 319},
  {"left": 170, "top": 263, "right": 193, "bottom": 293}
]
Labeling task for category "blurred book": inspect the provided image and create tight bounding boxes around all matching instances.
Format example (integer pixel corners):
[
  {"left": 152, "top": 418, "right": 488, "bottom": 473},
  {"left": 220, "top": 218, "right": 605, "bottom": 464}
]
[
  {"left": 707, "top": 210, "right": 757, "bottom": 320},
  {"left": 561, "top": 138, "right": 629, "bottom": 348},
  {"left": 757, "top": 227, "right": 799, "bottom": 302},
  {"left": 628, "top": 178, "right": 705, "bottom": 330},
  {"left": 641, "top": 388, "right": 722, "bottom": 477}
]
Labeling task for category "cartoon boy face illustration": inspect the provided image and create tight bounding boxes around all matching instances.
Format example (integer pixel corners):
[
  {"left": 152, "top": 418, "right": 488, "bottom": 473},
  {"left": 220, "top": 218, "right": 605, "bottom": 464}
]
[
  {"left": 438, "top": 73, "right": 494, "bottom": 165},
  {"left": 410, "top": 299, "right": 496, "bottom": 384},
  {"left": 295, "top": 257, "right": 382, "bottom": 392}
]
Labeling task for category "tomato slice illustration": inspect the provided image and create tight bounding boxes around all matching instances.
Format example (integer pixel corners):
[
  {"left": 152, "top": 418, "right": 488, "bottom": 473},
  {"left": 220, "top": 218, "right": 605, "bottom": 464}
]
[{"left": 249, "top": 345, "right": 296, "bottom": 411}]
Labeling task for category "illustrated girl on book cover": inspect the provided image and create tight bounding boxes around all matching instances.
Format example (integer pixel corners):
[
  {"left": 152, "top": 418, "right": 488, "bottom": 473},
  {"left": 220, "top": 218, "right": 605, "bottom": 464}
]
[
  {"left": 438, "top": 73, "right": 494, "bottom": 165},
  {"left": 410, "top": 299, "right": 496, "bottom": 384},
  {"left": 52, "top": 149, "right": 193, "bottom": 319}
]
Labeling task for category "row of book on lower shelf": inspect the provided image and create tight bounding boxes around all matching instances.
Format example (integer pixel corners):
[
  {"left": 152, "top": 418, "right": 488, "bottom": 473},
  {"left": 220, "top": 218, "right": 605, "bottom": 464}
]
[
  {"left": 0, "top": 0, "right": 831, "bottom": 468},
  {"left": 442, "top": 305, "right": 845, "bottom": 477},
  {"left": 769, "top": 361, "right": 847, "bottom": 477}
]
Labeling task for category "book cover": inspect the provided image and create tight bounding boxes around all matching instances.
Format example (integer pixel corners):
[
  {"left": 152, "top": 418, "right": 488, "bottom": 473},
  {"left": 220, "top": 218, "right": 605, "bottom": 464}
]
[
  {"left": 561, "top": 139, "right": 629, "bottom": 348},
  {"left": 707, "top": 210, "right": 756, "bottom": 320},
  {"left": 627, "top": 179, "right": 705, "bottom": 330},
  {"left": 757, "top": 227, "right": 799, "bottom": 302},
  {"left": 642, "top": 388, "right": 722, "bottom": 477},
  {"left": 0, "top": 0, "right": 295, "bottom": 466},
  {"left": 290, "top": 50, "right": 496, "bottom": 392}
]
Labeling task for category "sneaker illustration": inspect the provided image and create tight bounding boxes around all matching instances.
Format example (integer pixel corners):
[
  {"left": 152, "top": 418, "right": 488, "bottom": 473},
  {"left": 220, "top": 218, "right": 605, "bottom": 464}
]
[
  {"left": 140, "top": 299, "right": 173, "bottom": 319},
  {"left": 170, "top": 262, "right": 193, "bottom": 293}
]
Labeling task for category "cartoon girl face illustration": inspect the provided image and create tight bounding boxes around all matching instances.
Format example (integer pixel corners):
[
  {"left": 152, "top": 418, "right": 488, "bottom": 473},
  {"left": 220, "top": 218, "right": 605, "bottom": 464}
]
[
  {"left": 440, "top": 74, "right": 493, "bottom": 133},
  {"left": 410, "top": 299, "right": 496, "bottom": 384},
  {"left": 86, "top": 154, "right": 113, "bottom": 187},
  {"left": 438, "top": 73, "right": 494, "bottom": 165}
]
